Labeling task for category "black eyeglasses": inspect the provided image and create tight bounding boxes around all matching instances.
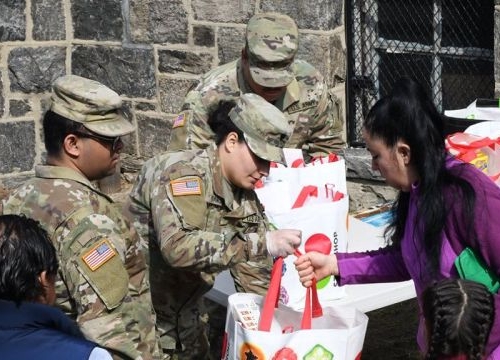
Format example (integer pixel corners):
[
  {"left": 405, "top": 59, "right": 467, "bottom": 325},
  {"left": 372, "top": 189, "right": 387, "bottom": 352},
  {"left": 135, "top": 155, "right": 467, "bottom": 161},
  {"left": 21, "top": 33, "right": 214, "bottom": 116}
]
[{"left": 74, "top": 131, "right": 122, "bottom": 152}]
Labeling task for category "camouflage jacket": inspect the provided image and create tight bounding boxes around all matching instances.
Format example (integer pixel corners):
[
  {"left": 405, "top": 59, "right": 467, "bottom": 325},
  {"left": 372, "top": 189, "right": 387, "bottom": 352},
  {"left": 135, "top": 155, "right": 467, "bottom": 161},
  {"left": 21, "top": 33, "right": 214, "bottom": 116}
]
[
  {"left": 125, "top": 146, "right": 272, "bottom": 349},
  {"left": 168, "top": 59, "right": 344, "bottom": 160},
  {"left": 2, "top": 166, "right": 160, "bottom": 360}
]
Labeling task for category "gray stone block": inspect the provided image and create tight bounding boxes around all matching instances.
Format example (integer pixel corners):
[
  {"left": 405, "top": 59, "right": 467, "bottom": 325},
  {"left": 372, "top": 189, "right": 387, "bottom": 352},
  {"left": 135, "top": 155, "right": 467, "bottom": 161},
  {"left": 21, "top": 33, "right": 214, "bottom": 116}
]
[
  {"left": 296, "top": 33, "right": 333, "bottom": 86},
  {"left": 0, "top": 77, "right": 4, "bottom": 118},
  {"left": 32, "top": 0, "right": 65, "bottom": 40},
  {"left": 120, "top": 133, "right": 137, "bottom": 156},
  {"left": 192, "top": 0, "right": 254, "bottom": 23},
  {"left": 137, "top": 113, "right": 172, "bottom": 157},
  {"left": 261, "top": 0, "right": 342, "bottom": 30},
  {"left": 158, "top": 78, "right": 198, "bottom": 113},
  {"left": 342, "top": 147, "right": 385, "bottom": 181},
  {"left": 193, "top": 25, "right": 215, "bottom": 47},
  {"left": 329, "top": 34, "right": 346, "bottom": 82},
  {"left": 72, "top": 45, "right": 156, "bottom": 98},
  {"left": 129, "top": 0, "right": 187, "bottom": 44},
  {"left": 9, "top": 99, "right": 31, "bottom": 117},
  {"left": 158, "top": 50, "right": 213, "bottom": 74},
  {"left": 347, "top": 180, "right": 396, "bottom": 212},
  {"left": 8, "top": 47, "right": 66, "bottom": 93},
  {"left": 0, "top": 0, "right": 26, "bottom": 41},
  {"left": 71, "top": 0, "right": 122, "bottom": 41},
  {"left": 0, "top": 121, "right": 36, "bottom": 173},
  {"left": 217, "top": 27, "right": 245, "bottom": 65}
]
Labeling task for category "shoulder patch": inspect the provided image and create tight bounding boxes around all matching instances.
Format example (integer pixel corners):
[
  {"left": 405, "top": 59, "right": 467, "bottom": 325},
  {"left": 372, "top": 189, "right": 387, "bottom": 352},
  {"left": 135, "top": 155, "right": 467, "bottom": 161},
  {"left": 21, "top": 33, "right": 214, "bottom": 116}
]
[
  {"left": 82, "top": 239, "right": 116, "bottom": 271},
  {"left": 170, "top": 176, "right": 202, "bottom": 196},
  {"left": 172, "top": 113, "right": 186, "bottom": 128}
]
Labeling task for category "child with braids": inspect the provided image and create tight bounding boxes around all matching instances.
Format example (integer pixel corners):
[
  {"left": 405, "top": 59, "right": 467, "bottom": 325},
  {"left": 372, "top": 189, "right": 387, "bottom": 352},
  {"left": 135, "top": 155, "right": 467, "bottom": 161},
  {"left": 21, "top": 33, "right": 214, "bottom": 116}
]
[{"left": 423, "top": 279, "right": 494, "bottom": 360}]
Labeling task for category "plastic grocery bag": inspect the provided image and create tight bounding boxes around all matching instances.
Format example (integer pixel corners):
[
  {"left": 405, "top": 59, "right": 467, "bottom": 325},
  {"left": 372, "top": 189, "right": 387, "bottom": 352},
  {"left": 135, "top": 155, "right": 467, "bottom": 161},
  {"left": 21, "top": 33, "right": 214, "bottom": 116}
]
[
  {"left": 255, "top": 154, "right": 348, "bottom": 308},
  {"left": 221, "top": 258, "right": 368, "bottom": 360}
]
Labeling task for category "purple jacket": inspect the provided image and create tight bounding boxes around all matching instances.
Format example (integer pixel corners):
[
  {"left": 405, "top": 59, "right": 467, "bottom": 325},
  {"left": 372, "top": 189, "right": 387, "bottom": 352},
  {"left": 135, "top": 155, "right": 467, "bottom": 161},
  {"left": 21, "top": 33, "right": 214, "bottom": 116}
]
[{"left": 337, "top": 158, "right": 500, "bottom": 358}]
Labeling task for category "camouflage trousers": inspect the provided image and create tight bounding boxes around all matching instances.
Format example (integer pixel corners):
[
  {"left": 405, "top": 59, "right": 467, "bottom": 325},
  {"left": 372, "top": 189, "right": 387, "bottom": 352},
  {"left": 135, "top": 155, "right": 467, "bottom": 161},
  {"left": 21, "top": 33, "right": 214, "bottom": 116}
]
[{"left": 157, "top": 303, "right": 212, "bottom": 360}]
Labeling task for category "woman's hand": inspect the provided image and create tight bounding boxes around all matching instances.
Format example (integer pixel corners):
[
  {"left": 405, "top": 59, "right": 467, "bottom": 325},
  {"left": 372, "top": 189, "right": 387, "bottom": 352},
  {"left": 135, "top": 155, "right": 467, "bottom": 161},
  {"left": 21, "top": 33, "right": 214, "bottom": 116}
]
[{"left": 294, "top": 252, "right": 338, "bottom": 288}]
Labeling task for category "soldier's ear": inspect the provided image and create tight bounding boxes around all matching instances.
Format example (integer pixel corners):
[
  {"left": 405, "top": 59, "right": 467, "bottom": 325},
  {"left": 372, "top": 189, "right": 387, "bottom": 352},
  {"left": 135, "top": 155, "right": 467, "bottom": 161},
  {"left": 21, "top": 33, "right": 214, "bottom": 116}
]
[
  {"left": 223, "top": 131, "right": 239, "bottom": 153},
  {"left": 63, "top": 134, "right": 81, "bottom": 158}
]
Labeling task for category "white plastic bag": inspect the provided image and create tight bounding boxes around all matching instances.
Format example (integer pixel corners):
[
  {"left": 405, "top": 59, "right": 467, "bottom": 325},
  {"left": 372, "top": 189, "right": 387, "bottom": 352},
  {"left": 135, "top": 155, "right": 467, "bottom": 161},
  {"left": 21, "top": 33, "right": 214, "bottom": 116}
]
[
  {"left": 222, "top": 259, "right": 368, "bottom": 360},
  {"left": 255, "top": 155, "right": 349, "bottom": 308}
]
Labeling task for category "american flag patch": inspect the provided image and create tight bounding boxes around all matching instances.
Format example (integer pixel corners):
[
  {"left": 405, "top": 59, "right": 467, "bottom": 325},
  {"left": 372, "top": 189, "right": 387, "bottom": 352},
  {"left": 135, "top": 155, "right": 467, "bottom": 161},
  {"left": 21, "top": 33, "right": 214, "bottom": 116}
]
[
  {"left": 82, "top": 239, "right": 116, "bottom": 271},
  {"left": 170, "top": 176, "right": 202, "bottom": 196},
  {"left": 172, "top": 113, "right": 186, "bottom": 128}
]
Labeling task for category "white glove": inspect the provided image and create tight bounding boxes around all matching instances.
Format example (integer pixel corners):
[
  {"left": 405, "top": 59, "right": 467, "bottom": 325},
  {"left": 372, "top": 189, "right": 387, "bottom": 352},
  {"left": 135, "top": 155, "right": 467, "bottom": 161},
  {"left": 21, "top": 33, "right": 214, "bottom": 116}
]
[{"left": 266, "top": 229, "right": 302, "bottom": 258}]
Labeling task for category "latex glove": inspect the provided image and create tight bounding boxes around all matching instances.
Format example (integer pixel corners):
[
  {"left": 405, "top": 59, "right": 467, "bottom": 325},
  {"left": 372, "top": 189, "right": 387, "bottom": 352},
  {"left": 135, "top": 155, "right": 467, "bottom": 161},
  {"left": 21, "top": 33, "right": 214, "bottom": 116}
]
[{"left": 266, "top": 229, "right": 302, "bottom": 258}]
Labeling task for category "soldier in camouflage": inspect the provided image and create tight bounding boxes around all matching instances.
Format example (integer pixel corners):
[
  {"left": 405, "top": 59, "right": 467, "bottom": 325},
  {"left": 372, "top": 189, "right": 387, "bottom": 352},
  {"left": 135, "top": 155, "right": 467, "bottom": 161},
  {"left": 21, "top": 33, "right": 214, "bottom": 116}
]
[
  {"left": 2, "top": 75, "right": 161, "bottom": 360},
  {"left": 168, "top": 12, "right": 345, "bottom": 160},
  {"left": 168, "top": 12, "right": 345, "bottom": 298},
  {"left": 125, "top": 93, "right": 302, "bottom": 359}
]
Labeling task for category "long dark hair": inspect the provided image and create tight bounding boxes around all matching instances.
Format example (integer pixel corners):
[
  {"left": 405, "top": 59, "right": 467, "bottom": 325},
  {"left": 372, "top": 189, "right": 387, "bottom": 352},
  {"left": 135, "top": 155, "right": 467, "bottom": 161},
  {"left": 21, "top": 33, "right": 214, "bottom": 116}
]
[
  {"left": 364, "top": 78, "right": 476, "bottom": 273},
  {"left": 423, "top": 279, "right": 494, "bottom": 360}
]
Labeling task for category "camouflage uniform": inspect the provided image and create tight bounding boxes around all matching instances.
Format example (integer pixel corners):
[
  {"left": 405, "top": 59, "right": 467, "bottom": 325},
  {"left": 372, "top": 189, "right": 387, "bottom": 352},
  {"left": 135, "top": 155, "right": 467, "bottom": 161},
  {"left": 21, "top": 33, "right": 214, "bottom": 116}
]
[
  {"left": 169, "top": 60, "right": 343, "bottom": 160},
  {"left": 2, "top": 75, "right": 161, "bottom": 360},
  {"left": 3, "top": 167, "right": 160, "bottom": 360},
  {"left": 168, "top": 14, "right": 344, "bottom": 160},
  {"left": 168, "top": 13, "right": 343, "bottom": 298},
  {"left": 125, "top": 94, "right": 291, "bottom": 359}
]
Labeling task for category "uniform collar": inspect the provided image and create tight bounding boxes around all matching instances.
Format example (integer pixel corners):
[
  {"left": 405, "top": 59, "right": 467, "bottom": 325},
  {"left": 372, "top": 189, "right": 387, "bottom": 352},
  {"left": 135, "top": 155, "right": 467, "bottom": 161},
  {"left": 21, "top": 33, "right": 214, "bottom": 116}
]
[
  {"left": 35, "top": 165, "right": 113, "bottom": 202},
  {"left": 210, "top": 145, "right": 243, "bottom": 211}
]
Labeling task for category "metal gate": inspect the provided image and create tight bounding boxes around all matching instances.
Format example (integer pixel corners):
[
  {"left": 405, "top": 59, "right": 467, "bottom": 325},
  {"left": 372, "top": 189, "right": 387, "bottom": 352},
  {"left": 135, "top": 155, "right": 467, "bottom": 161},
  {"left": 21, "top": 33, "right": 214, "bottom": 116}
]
[{"left": 346, "top": 0, "right": 495, "bottom": 146}]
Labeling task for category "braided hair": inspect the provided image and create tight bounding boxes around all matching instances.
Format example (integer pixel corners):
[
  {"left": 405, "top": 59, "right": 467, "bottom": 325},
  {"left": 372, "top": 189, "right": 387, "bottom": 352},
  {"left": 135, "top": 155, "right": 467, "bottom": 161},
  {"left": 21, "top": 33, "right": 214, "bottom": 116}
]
[{"left": 423, "top": 279, "right": 494, "bottom": 360}]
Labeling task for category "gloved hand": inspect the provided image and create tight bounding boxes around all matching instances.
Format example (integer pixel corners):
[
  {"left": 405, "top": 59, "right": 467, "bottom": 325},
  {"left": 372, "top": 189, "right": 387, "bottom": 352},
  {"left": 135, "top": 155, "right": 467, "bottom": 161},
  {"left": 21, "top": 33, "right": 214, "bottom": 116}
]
[{"left": 266, "top": 229, "right": 302, "bottom": 258}]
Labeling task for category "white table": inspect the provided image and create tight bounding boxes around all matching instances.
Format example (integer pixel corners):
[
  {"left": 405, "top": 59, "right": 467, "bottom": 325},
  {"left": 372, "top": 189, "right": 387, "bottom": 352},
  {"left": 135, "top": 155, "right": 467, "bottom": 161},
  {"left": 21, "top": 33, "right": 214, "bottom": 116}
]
[{"left": 205, "top": 216, "right": 416, "bottom": 313}]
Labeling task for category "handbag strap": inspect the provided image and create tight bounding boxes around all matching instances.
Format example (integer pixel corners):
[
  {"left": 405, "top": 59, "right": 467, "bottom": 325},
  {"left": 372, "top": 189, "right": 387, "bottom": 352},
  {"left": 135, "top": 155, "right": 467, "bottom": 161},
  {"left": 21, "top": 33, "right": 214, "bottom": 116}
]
[
  {"left": 295, "top": 249, "right": 323, "bottom": 321},
  {"left": 258, "top": 254, "right": 323, "bottom": 332},
  {"left": 309, "top": 153, "right": 340, "bottom": 164},
  {"left": 291, "top": 185, "right": 318, "bottom": 209},
  {"left": 259, "top": 257, "right": 283, "bottom": 331}
]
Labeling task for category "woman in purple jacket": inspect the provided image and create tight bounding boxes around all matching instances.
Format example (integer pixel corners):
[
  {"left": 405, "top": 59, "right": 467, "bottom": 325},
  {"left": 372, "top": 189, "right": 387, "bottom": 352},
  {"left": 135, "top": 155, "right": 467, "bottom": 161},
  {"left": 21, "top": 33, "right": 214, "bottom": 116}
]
[{"left": 295, "top": 77, "right": 500, "bottom": 359}]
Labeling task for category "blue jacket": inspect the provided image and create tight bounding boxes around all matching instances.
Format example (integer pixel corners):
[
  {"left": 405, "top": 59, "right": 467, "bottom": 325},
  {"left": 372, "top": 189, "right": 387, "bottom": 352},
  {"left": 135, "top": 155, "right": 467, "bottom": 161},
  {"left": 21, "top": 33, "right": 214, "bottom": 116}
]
[{"left": 0, "top": 299, "right": 96, "bottom": 360}]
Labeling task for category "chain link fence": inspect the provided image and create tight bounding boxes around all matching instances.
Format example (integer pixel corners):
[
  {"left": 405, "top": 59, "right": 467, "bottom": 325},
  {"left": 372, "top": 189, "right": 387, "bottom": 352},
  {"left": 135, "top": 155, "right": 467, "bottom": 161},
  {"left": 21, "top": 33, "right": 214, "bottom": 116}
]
[{"left": 346, "top": 0, "right": 495, "bottom": 146}]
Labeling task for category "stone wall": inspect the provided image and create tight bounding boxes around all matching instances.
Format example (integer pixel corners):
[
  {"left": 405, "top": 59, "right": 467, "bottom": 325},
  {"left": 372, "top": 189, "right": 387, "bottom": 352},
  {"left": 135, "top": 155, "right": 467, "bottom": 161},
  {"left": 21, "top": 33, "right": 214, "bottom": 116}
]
[
  {"left": 0, "top": 0, "right": 356, "bottom": 186},
  {"left": 11, "top": 1, "right": 499, "bottom": 210}
]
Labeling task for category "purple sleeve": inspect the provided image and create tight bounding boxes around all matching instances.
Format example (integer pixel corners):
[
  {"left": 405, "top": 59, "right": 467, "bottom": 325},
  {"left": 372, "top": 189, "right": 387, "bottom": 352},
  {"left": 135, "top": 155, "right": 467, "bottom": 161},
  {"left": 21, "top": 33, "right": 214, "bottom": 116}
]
[{"left": 336, "top": 245, "right": 411, "bottom": 285}]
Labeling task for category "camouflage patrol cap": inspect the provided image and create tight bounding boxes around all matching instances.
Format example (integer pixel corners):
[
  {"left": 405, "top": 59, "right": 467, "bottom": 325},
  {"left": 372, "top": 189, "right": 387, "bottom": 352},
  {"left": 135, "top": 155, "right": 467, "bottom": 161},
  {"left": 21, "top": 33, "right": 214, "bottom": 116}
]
[
  {"left": 229, "top": 93, "right": 291, "bottom": 165},
  {"left": 245, "top": 12, "right": 299, "bottom": 88},
  {"left": 50, "top": 75, "right": 135, "bottom": 137}
]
